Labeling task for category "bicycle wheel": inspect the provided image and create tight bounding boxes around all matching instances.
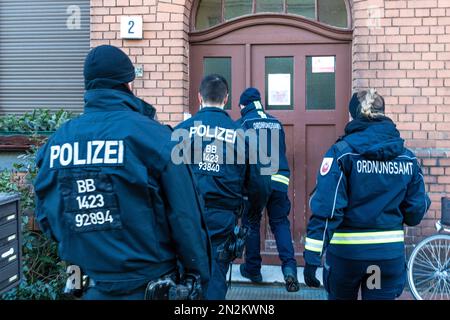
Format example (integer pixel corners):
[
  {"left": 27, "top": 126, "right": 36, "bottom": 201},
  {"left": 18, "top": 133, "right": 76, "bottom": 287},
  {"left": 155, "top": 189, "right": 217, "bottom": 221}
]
[{"left": 407, "top": 234, "right": 450, "bottom": 300}]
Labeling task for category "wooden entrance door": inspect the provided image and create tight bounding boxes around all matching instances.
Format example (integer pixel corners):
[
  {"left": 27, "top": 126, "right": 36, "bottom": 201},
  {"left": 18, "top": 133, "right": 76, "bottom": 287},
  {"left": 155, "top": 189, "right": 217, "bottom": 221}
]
[{"left": 189, "top": 15, "right": 352, "bottom": 265}]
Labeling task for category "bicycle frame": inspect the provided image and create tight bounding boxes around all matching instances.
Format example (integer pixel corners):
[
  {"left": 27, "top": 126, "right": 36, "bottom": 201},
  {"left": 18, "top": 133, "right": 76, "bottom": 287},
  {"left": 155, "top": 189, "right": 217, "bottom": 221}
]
[{"left": 436, "top": 220, "right": 450, "bottom": 233}]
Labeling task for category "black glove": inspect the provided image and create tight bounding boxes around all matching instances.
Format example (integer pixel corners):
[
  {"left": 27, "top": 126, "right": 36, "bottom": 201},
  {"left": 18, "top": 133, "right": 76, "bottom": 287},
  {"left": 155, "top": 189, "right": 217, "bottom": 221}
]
[
  {"left": 304, "top": 264, "right": 321, "bottom": 288},
  {"left": 183, "top": 273, "right": 203, "bottom": 300},
  {"left": 145, "top": 274, "right": 178, "bottom": 300},
  {"left": 217, "top": 225, "right": 249, "bottom": 262}
]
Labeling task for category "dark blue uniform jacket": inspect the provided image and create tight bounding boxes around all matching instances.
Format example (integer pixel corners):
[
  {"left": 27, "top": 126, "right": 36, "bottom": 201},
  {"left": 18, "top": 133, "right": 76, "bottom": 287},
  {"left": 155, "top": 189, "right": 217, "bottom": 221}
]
[
  {"left": 304, "top": 117, "right": 431, "bottom": 266},
  {"left": 175, "top": 106, "right": 271, "bottom": 241},
  {"left": 34, "top": 88, "right": 211, "bottom": 293},
  {"left": 237, "top": 101, "right": 290, "bottom": 193}
]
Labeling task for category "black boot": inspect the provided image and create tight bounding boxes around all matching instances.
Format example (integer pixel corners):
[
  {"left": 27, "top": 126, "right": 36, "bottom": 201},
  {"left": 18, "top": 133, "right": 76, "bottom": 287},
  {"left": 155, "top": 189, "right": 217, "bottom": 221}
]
[
  {"left": 283, "top": 267, "right": 300, "bottom": 292},
  {"left": 239, "top": 264, "right": 263, "bottom": 283}
]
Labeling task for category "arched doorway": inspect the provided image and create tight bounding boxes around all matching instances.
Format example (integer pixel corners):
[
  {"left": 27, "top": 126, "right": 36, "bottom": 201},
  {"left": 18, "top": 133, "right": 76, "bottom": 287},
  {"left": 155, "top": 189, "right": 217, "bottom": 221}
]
[{"left": 189, "top": 1, "right": 353, "bottom": 265}]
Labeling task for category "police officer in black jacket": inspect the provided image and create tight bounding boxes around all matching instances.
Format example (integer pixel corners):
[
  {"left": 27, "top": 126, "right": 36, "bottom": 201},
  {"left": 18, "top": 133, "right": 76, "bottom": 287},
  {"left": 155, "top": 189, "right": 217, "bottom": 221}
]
[
  {"left": 34, "top": 45, "right": 211, "bottom": 300},
  {"left": 175, "top": 75, "right": 271, "bottom": 299}
]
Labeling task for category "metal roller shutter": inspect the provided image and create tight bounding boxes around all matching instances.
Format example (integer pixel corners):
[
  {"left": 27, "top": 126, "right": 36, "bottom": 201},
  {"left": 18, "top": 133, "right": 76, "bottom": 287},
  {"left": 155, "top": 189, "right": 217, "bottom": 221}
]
[{"left": 0, "top": 0, "right": 90, "bottom": 114}]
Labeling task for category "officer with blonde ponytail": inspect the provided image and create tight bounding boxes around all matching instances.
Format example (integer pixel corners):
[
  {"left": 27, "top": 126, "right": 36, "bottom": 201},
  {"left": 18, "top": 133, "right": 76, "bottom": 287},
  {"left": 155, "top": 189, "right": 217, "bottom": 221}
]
[{"left": 303, "top": 89, "right": 431, "bottom": 300}]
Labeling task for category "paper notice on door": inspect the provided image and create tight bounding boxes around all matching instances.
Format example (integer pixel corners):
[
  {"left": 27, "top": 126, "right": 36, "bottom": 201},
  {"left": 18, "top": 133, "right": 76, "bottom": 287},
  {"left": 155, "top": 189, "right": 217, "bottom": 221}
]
[
  {"left": 268, "top": 73, "right": 291, "bottom": 106},
  {"left": 312, "top": 56, "right": 335, "bottom": 73}
]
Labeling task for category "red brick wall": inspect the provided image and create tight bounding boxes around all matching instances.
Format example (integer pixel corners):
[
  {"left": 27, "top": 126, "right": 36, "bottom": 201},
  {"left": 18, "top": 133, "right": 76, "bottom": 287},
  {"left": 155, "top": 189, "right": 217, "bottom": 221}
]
[
  {"left": 90, "top": 0, "right": 193, "bottom": 126},
  {"left": 90, "top": 0, "right": 449, "bottom": 247},
  {"left": 352, "top": 0, "right": 450, "bottom": 247}
]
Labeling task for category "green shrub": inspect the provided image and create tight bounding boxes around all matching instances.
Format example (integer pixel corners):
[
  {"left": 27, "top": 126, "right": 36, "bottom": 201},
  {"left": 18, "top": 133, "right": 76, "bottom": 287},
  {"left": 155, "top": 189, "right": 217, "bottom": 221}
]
[{"left": 0, "top": 109, "right": 74, "bottom": 133}]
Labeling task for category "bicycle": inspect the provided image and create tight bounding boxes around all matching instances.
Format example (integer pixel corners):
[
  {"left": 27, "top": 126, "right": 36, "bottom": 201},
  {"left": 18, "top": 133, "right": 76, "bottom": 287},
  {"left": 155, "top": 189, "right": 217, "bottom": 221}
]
[{"left": 407, "top": 198, "right": 450, "bottom": 300}]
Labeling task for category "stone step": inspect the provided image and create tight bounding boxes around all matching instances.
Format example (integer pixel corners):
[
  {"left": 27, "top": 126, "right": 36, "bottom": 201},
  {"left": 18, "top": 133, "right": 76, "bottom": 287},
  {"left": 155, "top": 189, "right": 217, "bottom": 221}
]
[{"left": 227, "top": 264, "right": 324, "bottom": 286}]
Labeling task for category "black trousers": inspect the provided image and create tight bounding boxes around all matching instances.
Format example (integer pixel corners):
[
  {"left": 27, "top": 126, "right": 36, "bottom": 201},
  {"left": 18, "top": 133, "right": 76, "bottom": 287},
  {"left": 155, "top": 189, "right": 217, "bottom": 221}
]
[{"left": 324, "top": 252, "right": 407, "bottom": 300}]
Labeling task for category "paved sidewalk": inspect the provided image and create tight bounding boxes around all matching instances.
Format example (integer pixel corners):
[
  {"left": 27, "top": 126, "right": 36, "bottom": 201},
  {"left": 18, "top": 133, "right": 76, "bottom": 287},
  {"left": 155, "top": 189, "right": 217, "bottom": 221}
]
[
  {"left": 227, "top": 264, "right": 323, "bottom": 287},
  {"left": 226, "top": 283, "right": 414, "bottom": 300},
  {"left": 226, "top": 283, "right": 327, "bottom": 300},
  {"left": 226, "top": 264, "right": 414, "bottom": 300}
]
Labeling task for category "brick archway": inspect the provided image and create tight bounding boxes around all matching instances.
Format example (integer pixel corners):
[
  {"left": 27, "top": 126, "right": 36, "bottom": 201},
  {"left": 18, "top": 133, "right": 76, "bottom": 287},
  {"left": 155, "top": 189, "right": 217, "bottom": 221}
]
[{"left": 89, "top": 0, "right": 356, "bottom": 127}]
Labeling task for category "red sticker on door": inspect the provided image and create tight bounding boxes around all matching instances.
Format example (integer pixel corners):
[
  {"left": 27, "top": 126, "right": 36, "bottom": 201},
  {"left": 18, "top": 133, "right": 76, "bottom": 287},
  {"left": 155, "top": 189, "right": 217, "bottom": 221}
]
[{"left": 320, "top": 157, "right": 334, "bottom": 176}]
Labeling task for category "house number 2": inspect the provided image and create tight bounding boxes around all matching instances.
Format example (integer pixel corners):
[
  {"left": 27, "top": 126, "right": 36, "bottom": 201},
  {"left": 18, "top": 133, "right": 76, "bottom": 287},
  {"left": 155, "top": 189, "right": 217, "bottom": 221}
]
[{"left": 120, "top": 16, "right": 143, "bottom": 39}]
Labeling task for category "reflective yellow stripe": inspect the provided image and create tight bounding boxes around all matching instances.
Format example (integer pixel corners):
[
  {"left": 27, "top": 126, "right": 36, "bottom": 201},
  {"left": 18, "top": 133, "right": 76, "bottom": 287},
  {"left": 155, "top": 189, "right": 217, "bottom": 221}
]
[
  {"left": 330, "top": 230, "right": 404, "bottom": 245},
  {"left": 305, "top": 245, "right": 322, "bottom": 253},
  {"left": 271, "top": 174, "right": 289, "bottom": 186},
  {"left": 330, "top": 238, "right": 404, "bottom": 245},
  {"left": 333, "top": 230, "right": 404, "bottom": 237},
  {"left": 257, "top": 110, "right": 267, "bottom": 119},
  {"left": 305, "top": 237, "right": 323, "bottom": 245},
  {"left": 254, "top": 101, "right": 263, "bottom": 109},
  {"left": 305, "top": 237, "right": 323, "bottom": 253},
  {"left": 271, "top": 177, "right": 289, "bottom": 186}
]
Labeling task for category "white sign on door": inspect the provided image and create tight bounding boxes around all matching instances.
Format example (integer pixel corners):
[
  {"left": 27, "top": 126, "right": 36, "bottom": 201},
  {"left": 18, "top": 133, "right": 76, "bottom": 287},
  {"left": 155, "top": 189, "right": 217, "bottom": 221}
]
[
  {"left": 268, "top": 74, "right": 291, "bottom": 106},
  {"left": 312, "top": 56, "right": 335, "bottom": 73},
  {"left": 120, "top": 16, "right": 143, "bottom": 39}
]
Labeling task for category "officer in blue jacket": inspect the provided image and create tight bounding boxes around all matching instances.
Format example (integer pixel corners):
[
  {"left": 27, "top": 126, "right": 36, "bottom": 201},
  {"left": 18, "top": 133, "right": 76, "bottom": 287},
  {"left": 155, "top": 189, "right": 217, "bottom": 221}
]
[
  {"left": 33, "top": 45, "right": 211, "bottom": 300},
  {"left": 303, "top": 89, "right": 431, "bottom": 300},
  {"left": 175, "top": 75, "right": 271, "bottom": 300},
  {"left": 236, "top": 88, "right": 299, "bottom": 292}
]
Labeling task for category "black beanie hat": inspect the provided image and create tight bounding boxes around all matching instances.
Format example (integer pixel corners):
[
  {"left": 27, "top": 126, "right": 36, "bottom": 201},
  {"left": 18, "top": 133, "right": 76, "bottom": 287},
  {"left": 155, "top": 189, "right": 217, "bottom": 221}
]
[
  {"left": 239, "top": 87, "right": 261, "bottom": 106},
  {"left": 348, "top": 92, "right": 360, "bottom": 119},
  {"left": 84, "top": 45, "right": 135, "bottom": 90}
]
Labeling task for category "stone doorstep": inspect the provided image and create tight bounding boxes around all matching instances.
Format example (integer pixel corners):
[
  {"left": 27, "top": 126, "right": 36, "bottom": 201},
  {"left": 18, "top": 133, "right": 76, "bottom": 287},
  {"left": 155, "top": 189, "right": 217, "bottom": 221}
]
[{"left": 227, "top": 264, "right": 324, "bottom": 286}]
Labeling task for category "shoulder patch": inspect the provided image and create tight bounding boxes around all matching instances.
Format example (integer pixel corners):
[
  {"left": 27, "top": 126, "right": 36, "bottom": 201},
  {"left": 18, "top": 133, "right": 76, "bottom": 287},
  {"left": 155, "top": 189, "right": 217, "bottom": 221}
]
[{"left": 320, "top": 157, "right": 334, "bottom": 176}]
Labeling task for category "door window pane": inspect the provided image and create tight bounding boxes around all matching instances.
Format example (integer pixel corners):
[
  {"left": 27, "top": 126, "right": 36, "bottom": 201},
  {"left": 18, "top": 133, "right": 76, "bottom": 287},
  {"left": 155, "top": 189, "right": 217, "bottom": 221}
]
[
  {"left": 306, "top": 56, "right": 335, "bottom": 110},
  {"left": 196, "top": 0, "right": 222, "bottom": 30},
  {"left": 265, "top": 57, "right": 294, "bottom": 110},
  {"left": 287, "top": 0, "right": 315, "bottom": 19},
  {"left": 256, "top": 0, "right": 283, "bottom": 13},
  {"left": 225, "top": 0, "right": 253, "bottom": 20},
  {"left": 203, "top": 57, "right": 232, "bottom": 110},
  {"left": 318, "top": 0, "right": 348, "bottom": 28}
]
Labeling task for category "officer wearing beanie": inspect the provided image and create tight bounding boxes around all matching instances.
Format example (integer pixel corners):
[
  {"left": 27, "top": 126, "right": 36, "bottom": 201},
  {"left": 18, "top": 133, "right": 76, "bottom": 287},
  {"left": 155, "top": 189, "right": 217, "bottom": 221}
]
[
  {"left": 237, "top": 88, "right": 300, "bottom": 292},
  {"left": 33, "top": 45, "right": 211, "bottom": 300},
  {"left": 303, "top": 89, "right": 431, "bottom": 300}
]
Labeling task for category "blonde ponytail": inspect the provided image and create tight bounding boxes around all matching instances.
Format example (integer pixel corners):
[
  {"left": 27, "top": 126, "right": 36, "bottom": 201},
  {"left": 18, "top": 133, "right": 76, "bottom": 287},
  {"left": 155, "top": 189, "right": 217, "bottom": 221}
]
[{"left": 357, "top": 89, "right": 385, "bottom": 119}]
